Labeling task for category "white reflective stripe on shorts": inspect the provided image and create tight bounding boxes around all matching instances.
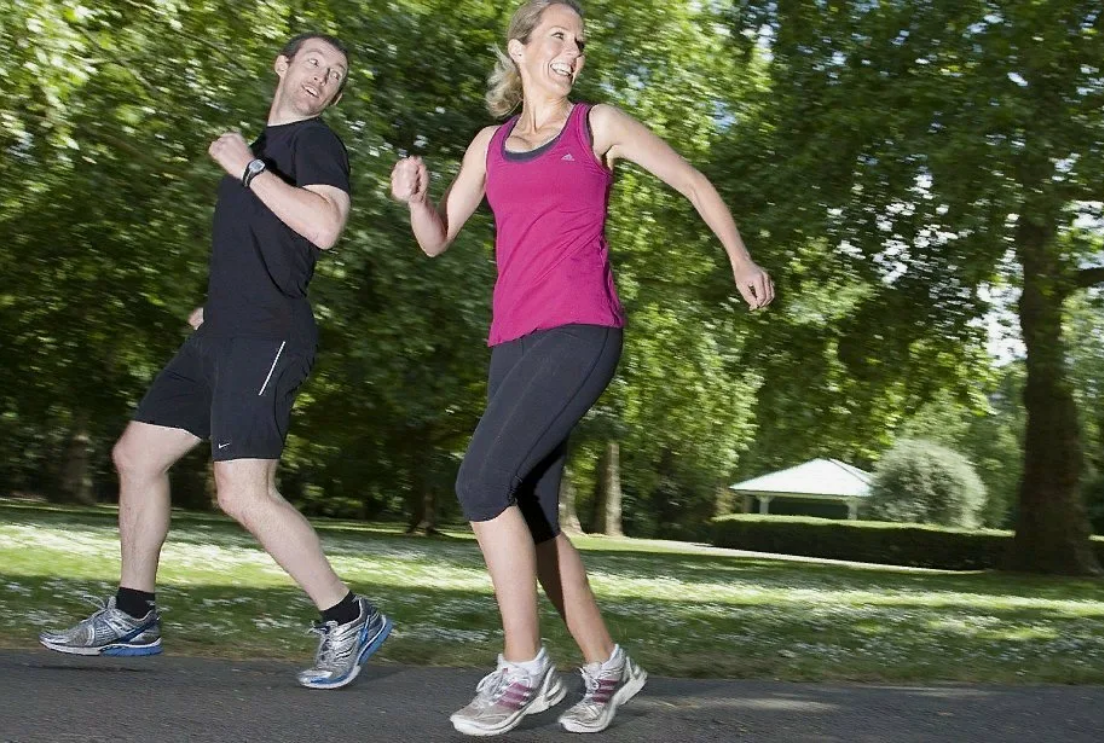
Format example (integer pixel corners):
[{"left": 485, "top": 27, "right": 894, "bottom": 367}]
[{"left": 258, "top": 341, "right": 286, "bottom": 396}]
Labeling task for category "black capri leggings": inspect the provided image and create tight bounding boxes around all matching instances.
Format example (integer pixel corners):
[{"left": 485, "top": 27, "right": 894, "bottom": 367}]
[{"left": 455, "top": 324, "right": 623, "bottom": 543}]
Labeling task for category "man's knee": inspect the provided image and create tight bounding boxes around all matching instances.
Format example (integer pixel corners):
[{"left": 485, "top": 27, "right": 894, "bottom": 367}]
[
  {"left": 113, "top": 423, "right": 198, "bottom": 481},
  {"left": 213, "top": 478, "right": 259, "bottom": 522},
  {"left": 112, "top": 435, "right": 159, "bottom": 480},
  {"left": 214, "top": 487, "right": 249, "bottom": 521},
  {"left": 213, "top": 462, "right": 273, "bottom": 522}
]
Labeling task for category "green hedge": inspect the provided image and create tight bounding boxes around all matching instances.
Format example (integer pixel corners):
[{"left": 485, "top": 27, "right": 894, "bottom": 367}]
[{"left": 711, "top": 514, "right": 1104, "bottom": 570}]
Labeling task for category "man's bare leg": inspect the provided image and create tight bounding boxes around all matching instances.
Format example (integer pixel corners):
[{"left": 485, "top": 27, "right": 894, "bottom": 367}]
[
  {"left": 38, "top": 421, "right": 199, "bottom": 656},
  {"left": 212, "top": 458, "right": 392, "bottom": 690},
  {"left": 115, "top": 421, "right": 202, "bottom": 592},
  {"left": 212, "top": 458, "right": 347, "bottom": 609}
]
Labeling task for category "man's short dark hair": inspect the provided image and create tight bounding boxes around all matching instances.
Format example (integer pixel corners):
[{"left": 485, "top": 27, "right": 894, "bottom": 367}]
[{"left": 280, "top": 33, "right": 350, "bottom": 93}]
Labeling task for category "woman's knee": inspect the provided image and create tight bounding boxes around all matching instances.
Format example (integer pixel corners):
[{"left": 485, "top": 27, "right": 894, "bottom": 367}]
[{"left": 455, "top": 461, "right": 516, "bottom": 523}]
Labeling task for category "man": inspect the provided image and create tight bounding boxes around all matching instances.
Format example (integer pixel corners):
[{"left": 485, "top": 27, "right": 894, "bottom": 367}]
[{"left": 39, "top": 33, "right": 391, "bottom": 691}]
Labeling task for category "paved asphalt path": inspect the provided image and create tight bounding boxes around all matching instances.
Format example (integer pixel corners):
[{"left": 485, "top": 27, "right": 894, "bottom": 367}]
[{"left": 1, "top": 650, "right": 1102, "bottom": 742}]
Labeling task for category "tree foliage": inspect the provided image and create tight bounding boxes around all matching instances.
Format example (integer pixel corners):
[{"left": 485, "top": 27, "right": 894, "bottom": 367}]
[
  {"left": 725, "top": 0, "right": 1104, "bottom": 573},
  {"left": 1, "top": 1, "right": 1102, "bottom": 565}
]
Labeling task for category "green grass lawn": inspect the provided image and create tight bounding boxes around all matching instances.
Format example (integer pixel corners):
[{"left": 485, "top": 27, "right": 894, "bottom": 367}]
[{"left": 2, "top": 500, "right": 1103, "bottom": 683}]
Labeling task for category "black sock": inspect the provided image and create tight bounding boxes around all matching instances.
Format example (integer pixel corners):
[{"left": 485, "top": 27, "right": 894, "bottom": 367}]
[
  {"left": 115, "top": 587, "right": 156, "bottom": 619},
  {"left": 321, "top": 591, "right": 360, "bottom": 625}
]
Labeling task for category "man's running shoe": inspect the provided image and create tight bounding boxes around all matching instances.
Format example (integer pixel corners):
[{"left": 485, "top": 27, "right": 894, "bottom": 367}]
[
  {"left": 39, "top": 596, "right": 161, "bottom": 657},
  {"left": 297, "top": 596, "right": 392, "bottom": 689}
]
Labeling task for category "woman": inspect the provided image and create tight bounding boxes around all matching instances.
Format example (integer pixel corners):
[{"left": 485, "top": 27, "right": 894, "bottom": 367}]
[{"left": 391, "top": 0, "right": 773, "bottom": 736}]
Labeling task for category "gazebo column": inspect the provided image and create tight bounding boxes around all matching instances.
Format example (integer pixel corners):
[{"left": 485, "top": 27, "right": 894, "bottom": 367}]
[{"left": 758, "top": 495, "right": 773, "bottom": 515}]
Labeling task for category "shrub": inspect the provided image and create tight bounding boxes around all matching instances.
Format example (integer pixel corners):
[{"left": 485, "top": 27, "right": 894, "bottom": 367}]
[
  {"left": 711, "top": 514, "right": 1104, "bottom": 570},
  {"left": 868, "top": 439, "right": 986, "bottom": 528}
]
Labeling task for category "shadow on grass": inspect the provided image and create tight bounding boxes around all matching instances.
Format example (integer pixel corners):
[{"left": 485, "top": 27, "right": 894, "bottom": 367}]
[
  {"left": 4, "top": 568, "right": 1104, "bottom": 684},
  {"left": 5, "top": 501, "right": 1104, "bottom": 605},
  {"left": 0, "top": 500, "right": 463, "bottom": 537}
]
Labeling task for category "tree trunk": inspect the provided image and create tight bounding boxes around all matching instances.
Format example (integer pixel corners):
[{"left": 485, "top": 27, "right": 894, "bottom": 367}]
[
  {"left": 1010, "top": 221, "right": 1101, "bottom": 575},
  {"left": 172, "top": 451, "right": 214, "bottom": 511},
  {"left": 406, "top": 487, "right": 441, "bottom": 536},
  {"left": 205, "top": 464, "right": 218, "bottom": 510},
  {"left": 406, "top": 450, "right": 441, "bottom": 536},
  {"left": 714, "top": 480, "right": 736, "bottom": 518},
  {"left": 558, "top": 464, "right": 583, "bottom": 536},
  {"left": 57, "top": 414, "right": 95, "bottom": 505},
  {"left": 594, "top": 440, "right": 624, "bottom": 537},
  {"left": 590, "top": 457, "right": 605, "bottom": 534}
]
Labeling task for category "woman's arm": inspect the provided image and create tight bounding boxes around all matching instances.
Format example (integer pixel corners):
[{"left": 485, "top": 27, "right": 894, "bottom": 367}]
[
  {"left": 391, "top": 125, "right": 499, "bottom": 257},
  {"left": 590, "top": 104, "right": 774, "bottom": 309}
]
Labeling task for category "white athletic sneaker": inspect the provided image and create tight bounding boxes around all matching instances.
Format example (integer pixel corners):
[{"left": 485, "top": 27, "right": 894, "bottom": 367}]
[
  {"left": 559, "top": 646, "right": 647, "bottom": 733},
  {"left": 450, "top": 650, "right": 566, "bottom": 737}
]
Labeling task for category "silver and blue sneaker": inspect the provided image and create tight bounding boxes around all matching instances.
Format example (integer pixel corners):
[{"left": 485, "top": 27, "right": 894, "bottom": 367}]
[
  {"left": 39, "top": 596, "right": 162, "bottom": 657},
  {"left": 297, "top": 596, "right": 392, "bottom": 690}
]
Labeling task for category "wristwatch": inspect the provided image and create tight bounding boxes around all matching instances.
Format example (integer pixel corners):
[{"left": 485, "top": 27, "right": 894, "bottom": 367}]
[{"left": 242, "top": 158, "right": 267, "bottom": 188}]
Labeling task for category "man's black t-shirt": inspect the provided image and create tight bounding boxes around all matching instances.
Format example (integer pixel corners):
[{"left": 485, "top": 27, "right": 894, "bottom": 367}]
[{"left": 201, "top": 118, "right": 350, "bottom": 349}]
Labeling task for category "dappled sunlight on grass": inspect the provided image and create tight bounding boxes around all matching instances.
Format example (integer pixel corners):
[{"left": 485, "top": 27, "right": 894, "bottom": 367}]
[{"left": 2, "top": 501, "right": 1103, "bottom": 682}]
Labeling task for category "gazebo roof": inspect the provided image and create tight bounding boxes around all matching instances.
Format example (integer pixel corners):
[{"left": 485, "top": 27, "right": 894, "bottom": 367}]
[{"left": 730, "top": 458, "right": 872, "bottom": 499}]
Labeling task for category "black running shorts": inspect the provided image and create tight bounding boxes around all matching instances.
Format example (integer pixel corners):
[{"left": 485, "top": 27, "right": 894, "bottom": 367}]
[{"left": 133, "top": 333, "right": 313, "bottom": 461}]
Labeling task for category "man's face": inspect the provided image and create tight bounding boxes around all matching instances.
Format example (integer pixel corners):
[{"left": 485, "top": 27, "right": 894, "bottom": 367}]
[{"left": 275, "top": 39, "right": 348, "bottom": 116}]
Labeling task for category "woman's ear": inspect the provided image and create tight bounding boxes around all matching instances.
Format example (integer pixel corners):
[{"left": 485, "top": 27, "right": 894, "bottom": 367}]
[{"left": 507, "top": 38, "right": 525, "bottom": 63}]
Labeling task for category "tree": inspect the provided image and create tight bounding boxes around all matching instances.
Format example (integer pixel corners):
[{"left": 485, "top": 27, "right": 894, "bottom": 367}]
[
  {"left": 727, "top": 0, "right": 1104, "bottom": 574},
  {"left": 1068, "top": 288, "right": 1104, "bottom": 535},
  {"left": 1, "top": 0, "right": 768, "bottom": 536},
  {"left": 557, "top": 463, "right": 584, "bottom": 536},
  {"left": 1068, "top": 289, "right": 1104, "bottom": 473},
  {"left": 592, "top": 441, "right": 625, "bottom": 537},
  {"left": 898, "top": 382, "right": 1025, "bottom": 528}
]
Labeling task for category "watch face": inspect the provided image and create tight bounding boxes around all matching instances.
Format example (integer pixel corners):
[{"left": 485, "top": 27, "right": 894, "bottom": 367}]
[{"left": 249, "top": 160, "right": 265, "bottom": 174}]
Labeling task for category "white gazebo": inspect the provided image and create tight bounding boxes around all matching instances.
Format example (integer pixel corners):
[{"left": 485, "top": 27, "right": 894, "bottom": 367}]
[{"left": 730, "top": 458, "right": 872, "bottom": 520}]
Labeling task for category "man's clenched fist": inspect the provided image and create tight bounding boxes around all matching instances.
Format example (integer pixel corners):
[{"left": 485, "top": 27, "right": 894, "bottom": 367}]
[{"left": 209, "top": 132, "right": 254, "bottom": 179}]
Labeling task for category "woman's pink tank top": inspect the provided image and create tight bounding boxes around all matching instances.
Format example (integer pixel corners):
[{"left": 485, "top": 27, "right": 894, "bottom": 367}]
[{"left": 484, "top": 102, "right": 624, "bottom": 346}]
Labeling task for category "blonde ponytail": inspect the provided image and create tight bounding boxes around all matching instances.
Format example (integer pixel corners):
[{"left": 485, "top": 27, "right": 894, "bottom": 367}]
[{"left": 486, "top": 46, "right": 524, "bottom": 118}]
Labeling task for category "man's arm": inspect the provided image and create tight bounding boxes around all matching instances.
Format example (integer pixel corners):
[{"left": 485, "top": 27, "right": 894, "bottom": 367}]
[
  {"left": 245, "top": 175, "right": 349, "bottom": 250},
  {"left": 208, "top": 132, "right": 350, "bottom": 250}
]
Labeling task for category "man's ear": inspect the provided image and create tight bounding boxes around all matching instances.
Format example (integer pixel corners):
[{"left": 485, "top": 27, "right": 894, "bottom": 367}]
[{"left": 274, "top": 54, "right": 291, "bottom": 79}]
